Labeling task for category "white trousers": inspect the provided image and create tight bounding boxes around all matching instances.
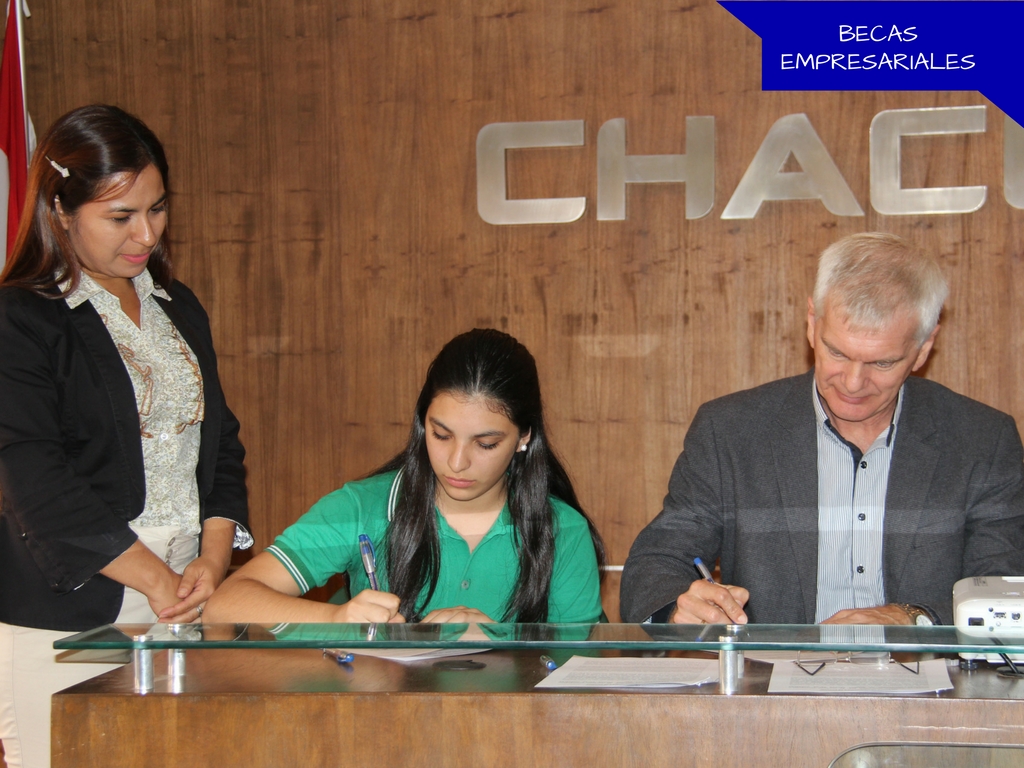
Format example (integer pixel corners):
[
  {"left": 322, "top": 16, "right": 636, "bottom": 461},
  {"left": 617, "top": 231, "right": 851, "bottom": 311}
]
[{"left": 0, "top": 525, "right": 198, "bottom": 768}]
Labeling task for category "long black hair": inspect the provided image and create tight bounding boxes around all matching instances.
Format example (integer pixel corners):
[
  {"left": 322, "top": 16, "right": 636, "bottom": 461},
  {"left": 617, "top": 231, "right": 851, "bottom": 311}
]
[
  {"left": 0, "top": 104, "right": 172, "bottom": 294},
  {"left": 375, "top": 328, "right": 605, "bottom": 622}
]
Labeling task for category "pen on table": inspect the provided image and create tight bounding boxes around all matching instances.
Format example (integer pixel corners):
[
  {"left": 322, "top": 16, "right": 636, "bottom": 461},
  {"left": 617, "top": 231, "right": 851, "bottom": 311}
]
[
  {"left": 694, "top": 557, "right": 715, "bottom": 584},
  {"left": 324, "top": 649, "right": 354, "bottom": 665},
  {"left": 358, "top": 534, "right": 380, "bottom": 590},
  {"left": 540, "top": 655, "right": 557, "bottom": 671}
]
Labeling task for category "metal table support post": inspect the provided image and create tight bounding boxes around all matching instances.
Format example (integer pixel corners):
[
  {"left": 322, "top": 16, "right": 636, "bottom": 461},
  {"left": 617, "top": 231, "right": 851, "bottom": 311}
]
[
  {"left": 168, "top": 648, "right": 186, "bottom": 692},
  {"left": 132, "top": 635, "right": 154, "bottom": 693},
  {"left": 165, "top": 623, "right": 196, "bottom": 693},
  {"left": 718, "top": 625, "right": 744, "bottom": 694}
]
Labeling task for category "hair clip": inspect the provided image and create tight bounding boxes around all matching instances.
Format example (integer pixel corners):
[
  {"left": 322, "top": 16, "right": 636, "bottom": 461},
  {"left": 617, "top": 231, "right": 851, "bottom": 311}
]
[{"left": 46, "top": 156, "right": 70, "bottom": 178}]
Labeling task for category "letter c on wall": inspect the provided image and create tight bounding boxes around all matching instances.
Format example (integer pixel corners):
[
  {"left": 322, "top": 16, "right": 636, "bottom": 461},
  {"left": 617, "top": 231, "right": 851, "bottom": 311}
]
[
  {"left": 870, "top": 106, "right": 987, "bottom": 215},
  {"left": 476, "top": 121, "right": 586, "bottom": 225}
]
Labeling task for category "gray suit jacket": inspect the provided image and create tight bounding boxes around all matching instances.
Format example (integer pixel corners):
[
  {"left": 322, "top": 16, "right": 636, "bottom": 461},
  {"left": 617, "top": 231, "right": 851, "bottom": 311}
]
[{"left": 620, "top": 371, "right": 1024, "bottom": 625}]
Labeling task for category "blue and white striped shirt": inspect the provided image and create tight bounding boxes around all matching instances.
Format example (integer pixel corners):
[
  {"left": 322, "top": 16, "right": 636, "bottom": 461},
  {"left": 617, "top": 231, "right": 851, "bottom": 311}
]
[{"left": 813, "top": 379, "right": 903, "bottom": 623}]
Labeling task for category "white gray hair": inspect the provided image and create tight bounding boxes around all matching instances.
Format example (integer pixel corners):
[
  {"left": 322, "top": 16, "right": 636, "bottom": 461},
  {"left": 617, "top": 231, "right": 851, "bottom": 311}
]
[{"left": 813, "top": 232, "right": 948, "bottom": 344}]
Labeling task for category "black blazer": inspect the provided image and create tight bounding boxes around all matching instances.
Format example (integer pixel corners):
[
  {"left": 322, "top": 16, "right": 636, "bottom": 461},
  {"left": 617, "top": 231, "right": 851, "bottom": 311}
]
[
  {"left": 0, "top": 280, "right": 249, "bottom": 631},
  {"left": 620, "top": 371, "right": 1024, "bottom": 625}
]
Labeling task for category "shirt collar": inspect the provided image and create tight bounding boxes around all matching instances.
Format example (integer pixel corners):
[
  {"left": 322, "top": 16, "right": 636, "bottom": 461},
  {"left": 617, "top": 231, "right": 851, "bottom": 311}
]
[
  {"left": 435, "top": 503, "right": 512, "bottom": 541},
  {"left": 63, "top": 269, "right": 171, "bottom": 309},
  {"left": 811, "top": 375, "right": 904, "bottom": 448}
]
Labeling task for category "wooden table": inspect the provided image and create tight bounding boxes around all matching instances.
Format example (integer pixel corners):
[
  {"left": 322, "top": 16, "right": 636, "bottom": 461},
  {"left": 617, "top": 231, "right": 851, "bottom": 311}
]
[{"left": 52, "top": 650, "right": 1024, "bottom": 767}]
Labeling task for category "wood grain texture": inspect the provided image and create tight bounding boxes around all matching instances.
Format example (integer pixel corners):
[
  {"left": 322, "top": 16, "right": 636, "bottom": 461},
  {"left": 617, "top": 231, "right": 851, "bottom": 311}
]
[
  {"left": 51, "top": 649, "right": 1024, "bottom": 768},
  {"left": 17, "top": 2, "right": 1024, "bottom": 622}
]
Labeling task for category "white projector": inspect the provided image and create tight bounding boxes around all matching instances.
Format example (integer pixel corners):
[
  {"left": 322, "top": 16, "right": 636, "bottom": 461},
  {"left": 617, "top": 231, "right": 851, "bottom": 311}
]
[
  {"left": 953, "top": 575, "right": 1024, "bottom": 636},
  {"left": 953, "top": 576, "right": 1024, "bottom": 664}
]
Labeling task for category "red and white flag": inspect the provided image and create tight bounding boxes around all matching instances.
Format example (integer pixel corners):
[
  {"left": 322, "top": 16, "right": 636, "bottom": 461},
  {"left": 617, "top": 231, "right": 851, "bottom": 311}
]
[{"left": 0, "top": 0, "right": 33, "bottom": 268}]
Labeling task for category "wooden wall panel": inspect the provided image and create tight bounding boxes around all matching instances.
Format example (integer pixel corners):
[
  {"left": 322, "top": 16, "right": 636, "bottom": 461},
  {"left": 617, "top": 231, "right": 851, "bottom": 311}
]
[{"left": 18, "top": 1, "right": 1024, "bottom": 620}]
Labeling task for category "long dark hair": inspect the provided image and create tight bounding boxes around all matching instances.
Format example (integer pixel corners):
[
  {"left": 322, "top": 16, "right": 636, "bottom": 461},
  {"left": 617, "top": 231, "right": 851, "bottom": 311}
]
[
  {"left": 376, "top": 328, "right": 605, "bottom": 622},
  {"left": 0, "top": 104, "right": 172, "bottom": 295}
]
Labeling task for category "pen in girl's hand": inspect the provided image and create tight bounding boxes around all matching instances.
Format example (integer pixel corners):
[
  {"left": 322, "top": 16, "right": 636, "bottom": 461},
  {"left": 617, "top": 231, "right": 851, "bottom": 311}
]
[{"left": 358, "top": 534, "right": 380, "bottom": 590}]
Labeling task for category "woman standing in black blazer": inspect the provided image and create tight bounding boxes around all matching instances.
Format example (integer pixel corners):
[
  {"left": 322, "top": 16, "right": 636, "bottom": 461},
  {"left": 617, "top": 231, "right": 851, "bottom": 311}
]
[{"left": 0, "top": 105, "right": 250, "bottom": 767}]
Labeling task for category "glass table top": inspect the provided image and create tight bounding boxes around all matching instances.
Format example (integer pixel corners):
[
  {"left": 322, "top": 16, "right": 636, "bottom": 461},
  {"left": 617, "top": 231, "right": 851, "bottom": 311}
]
[{"left": 53, "top": 622, "right": 1024, "bottom": 654}]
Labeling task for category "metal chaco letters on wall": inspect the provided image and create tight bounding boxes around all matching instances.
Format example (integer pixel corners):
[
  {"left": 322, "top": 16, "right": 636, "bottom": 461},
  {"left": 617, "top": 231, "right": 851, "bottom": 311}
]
[{"left": 476, "top": 107, "right": 1024, "bottom": 224}]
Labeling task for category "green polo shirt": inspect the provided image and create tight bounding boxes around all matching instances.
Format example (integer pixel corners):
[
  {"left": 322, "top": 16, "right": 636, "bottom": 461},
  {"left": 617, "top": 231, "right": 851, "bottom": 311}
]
[{"left": 266, "top": 471, "right": 602, "bottom": 622}]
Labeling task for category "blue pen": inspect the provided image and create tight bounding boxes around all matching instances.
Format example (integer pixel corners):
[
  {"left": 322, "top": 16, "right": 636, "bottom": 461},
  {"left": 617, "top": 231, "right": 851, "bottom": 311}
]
[
  {"left": 358, "top": 534, "right": 380, "bottom": 590},
  {"left": 324, "top": 649, "right": 354, "bottom": 665},
  {"left": 540, "top": 655, "right": 558, "bottom": 671},
  {"left": 694, "top": 557, "right": 715, "bottom": 584}
]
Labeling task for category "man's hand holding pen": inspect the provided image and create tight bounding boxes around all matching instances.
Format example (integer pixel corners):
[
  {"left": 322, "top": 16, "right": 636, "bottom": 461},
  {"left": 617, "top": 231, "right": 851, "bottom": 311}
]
[
  {"left": 670, "top": 557, "right": 749, "bottom": 624},
  {"left": 670, "top": 580, "right": 749, "bottom": 624}
]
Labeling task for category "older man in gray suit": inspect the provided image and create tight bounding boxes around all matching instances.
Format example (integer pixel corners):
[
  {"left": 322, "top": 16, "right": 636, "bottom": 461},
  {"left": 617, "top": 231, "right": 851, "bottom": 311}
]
[{"left": 621, "top": 233, "right": 1024, "bottom": 626}]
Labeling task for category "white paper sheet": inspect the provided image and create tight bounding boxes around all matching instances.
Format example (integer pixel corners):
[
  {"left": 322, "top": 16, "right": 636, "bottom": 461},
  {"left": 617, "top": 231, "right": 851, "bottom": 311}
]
[
  {"left": 534, "top": 655, "right": 719, "bottom": 689},
  {"left": 744, "top": 650, "right": 890, "bottom": 664},
  {"left": 326, "top": 647, "right": 489, "bottom": 663},
  {"left": 767, "top": 658, "right": 953, "bottom": 694},
  {"left": 743, "top": 650, "right": 801, "bottom": 663}
]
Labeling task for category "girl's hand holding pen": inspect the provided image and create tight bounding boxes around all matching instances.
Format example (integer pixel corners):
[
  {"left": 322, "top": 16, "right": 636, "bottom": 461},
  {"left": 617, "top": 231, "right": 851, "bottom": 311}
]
[{"left": 333, "top": 589, "right": 406, "bottom": 624}]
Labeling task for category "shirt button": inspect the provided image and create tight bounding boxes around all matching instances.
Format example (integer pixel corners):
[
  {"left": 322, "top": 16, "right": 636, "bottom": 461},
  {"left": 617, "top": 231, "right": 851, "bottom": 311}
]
[
  {"left": 160, "top": 433, "right": 169, "bottom": 441},
  {"left": 19, "top": 531, "right": 28, "bottom": 540},
  {"left": 858, "top": 513, "right": 866, "bottom": 521},
  {"left": 856, "top": 565, "right": 865, "bottom": 574},
  {"left": 860, "top": 461, "right": 867, "bottom": 469},
  {"left": 461, "top": 580, "right": 470, "bottom": 590}
]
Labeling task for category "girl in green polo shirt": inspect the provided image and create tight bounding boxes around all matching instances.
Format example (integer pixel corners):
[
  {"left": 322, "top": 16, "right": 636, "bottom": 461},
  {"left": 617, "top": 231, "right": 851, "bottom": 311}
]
[{"left": 207, "top": 329, "right": 604, "bottom": 624}]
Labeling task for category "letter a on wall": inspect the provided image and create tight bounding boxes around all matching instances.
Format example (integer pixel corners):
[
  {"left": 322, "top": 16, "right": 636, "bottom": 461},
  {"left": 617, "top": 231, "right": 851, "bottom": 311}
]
[{"left": 721, "top": 113, "right": 863, "bottom": 219}]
